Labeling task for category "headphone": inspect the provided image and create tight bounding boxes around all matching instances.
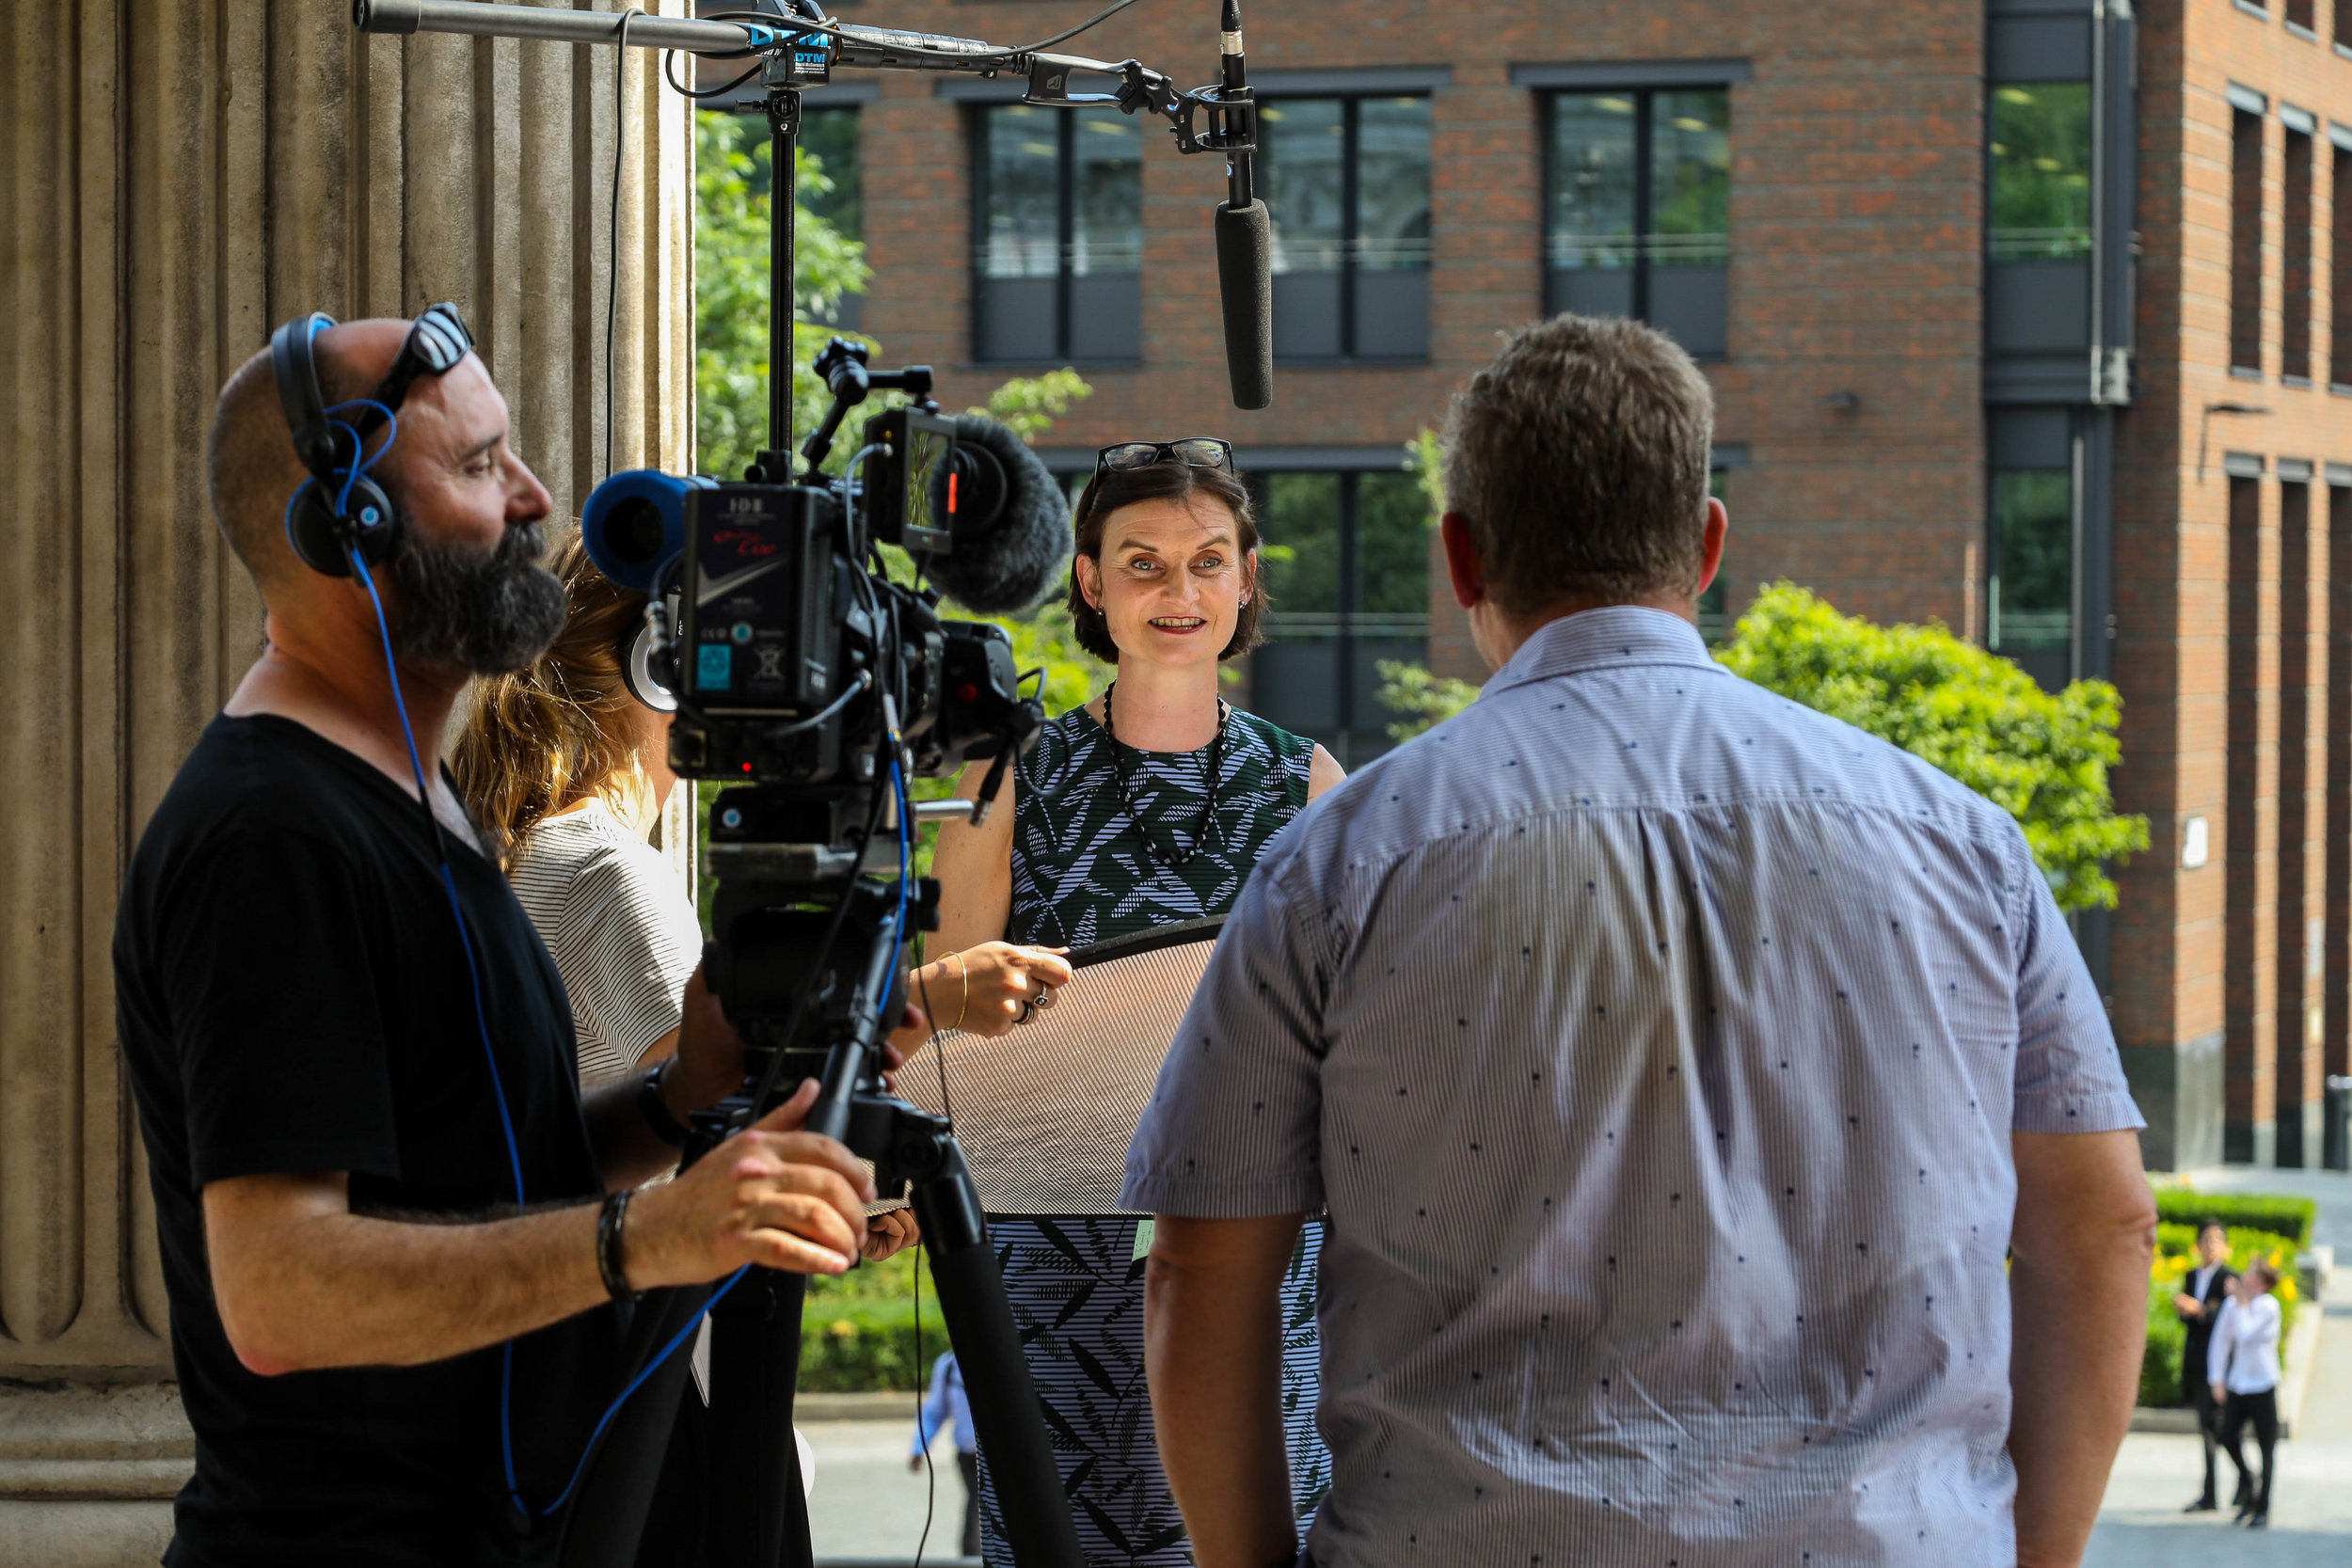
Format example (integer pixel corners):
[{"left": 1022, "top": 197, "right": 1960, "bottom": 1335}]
[
  {"left": 270, "top": 311, "right": 402, "bottom": 578},
  {"left": 616, "top": 610, "right": 677, "bottom": 713}
]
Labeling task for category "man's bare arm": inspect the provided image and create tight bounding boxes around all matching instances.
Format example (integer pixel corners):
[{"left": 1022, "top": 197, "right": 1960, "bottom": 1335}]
[
  {"left": 1144, "top": 1213, "right": 1305, "bottom": 1568},
  {"left": 2009, "top": 1128, "right": 2155, "bottom": 1567},
  {"left": 205, "top": 1082, "right": 874, "bottom": 1376}
]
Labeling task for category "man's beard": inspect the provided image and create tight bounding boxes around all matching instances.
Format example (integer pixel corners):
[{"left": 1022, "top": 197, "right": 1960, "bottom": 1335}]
[{"left": 389, "top": 516, "right": 567, "bottom": 675}]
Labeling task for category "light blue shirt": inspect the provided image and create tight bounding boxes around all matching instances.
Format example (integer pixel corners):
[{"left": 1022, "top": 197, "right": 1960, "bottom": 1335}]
[
  {"left": 1123, "top": 607, "right": 2142, "bottom": 1567},
  {"left": 914, "top": 1352, "right": 976, "bottom": 1455}
]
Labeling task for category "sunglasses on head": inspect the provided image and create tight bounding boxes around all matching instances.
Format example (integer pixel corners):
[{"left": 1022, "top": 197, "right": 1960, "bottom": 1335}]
[
  {"left": 1095, "top": 437, "right": 1235, "bottom": 476},
  {"left": 351, "top": 302, "right": 475, "bottom": 438}
]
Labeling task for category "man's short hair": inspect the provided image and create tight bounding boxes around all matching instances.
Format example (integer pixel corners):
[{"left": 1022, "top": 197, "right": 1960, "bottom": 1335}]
[
  {"left": 206, "top": 340, "right": 374, "bottom": 590},
  {"left": 1441, "top": 312, "right": 1715, "bottom": 615},
  {"left": 2198, "top": 1217, "right": 2227, "bottom": 1241}
]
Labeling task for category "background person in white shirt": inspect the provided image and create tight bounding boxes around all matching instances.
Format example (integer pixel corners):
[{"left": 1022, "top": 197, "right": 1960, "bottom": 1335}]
[
  {"left": 2207, "top": 1259, "right": 2283, "bottom": 1528},
  {"left": 2171, "top": 1219, "right": 2239, "bottom": 1512}
]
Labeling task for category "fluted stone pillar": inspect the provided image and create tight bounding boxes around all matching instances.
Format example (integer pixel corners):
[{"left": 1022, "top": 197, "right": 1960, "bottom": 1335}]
[{"left": 0, "top": 5, "right": 693, "bottom": 1561}]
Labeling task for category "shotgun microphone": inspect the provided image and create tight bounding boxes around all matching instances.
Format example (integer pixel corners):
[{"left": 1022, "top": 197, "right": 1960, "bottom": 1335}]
[{"left": 1212, "top": 0, "right": 1272, "bottom": 410}]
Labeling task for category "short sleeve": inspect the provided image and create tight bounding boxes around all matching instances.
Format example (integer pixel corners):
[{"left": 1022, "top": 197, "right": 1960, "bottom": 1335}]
[
  {"left": 160, "top": 832, "right": 403, "bottom": 1187},
  {"left": 2007, "top": 830, "right": 2145, "bottom": 1134},
  {"left": 556, "top": 840, "right": 702, "bottom": 1075},
  {"left": 1121, "top": 853, "right": 1327, "bottom": 1217}
]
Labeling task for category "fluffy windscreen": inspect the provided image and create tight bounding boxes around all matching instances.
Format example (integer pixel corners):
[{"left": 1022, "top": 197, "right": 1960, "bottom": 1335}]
[
  {"left": 897, "top": 919, "right": 1221, "bottom": 1214},
  {"left": 921, "top": 414, "right": 1073, "bottom": 613}
]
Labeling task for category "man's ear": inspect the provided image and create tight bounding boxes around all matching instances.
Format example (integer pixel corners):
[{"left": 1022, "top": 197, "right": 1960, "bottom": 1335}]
[
  {"left": 1694, "top": 496, "right": 1729, "bottom": 596},
  {"left": 1439, "top": 513, "right": 1486, "bottom": 610}
]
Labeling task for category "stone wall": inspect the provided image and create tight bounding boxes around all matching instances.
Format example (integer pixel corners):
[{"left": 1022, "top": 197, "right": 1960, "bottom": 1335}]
[{"left": 0, "top": 3, "right": 693, "bottom": 1560}]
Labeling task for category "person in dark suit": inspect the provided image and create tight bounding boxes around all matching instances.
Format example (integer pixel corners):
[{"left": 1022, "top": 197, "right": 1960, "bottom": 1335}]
[{"left": 2175, "top": 1219, "right": 2239, "bottom": 1511}]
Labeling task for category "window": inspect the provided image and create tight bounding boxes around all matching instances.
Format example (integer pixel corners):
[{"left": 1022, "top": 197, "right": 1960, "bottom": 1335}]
[
  {"left": 2233, "top": 107, "right": 2265, "bottom": 373},
  {"left": 1543, "top": 88, "right": 1730, "bottom": 356},
  {"left": 2285, "top": 126, "right": 2313, "bottom": 382},
  {"left": 1989, "top": 468, "right": 2073, "bottom": 689},
  {"left": 1988, "top": 84, "right": 2091, "bottom": 260},
  {"left": 1247, "top": 469, "right": 1430, "bottom": 765},
  {"left": 2335, "top": 143, "right": 2352, "bottom": 388},
  {"left": 1260, "top": 96, "right": 1432, "bottom": 359},
  {"left": 2288, "top": 0, "right": 2316, "bottom": 33},
  {"left": 972, "top": 104, "right": 1141, "bottom": 363},
  {"left": 803, "top": 106, "right": 862, "bottom": 327}
]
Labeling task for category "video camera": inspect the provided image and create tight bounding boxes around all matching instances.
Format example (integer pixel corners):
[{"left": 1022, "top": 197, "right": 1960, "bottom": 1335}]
[{"left": 579, "top": 341, "right": 1062, "bottom": 1084}]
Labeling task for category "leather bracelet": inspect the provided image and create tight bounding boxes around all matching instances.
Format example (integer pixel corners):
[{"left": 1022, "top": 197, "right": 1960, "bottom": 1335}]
[
  {"left": 638, "top": 1058, "right": 691, "bottom": 1148},
  {"left": 596, "top": 1190, "right": 637, "bottom": 1303}
]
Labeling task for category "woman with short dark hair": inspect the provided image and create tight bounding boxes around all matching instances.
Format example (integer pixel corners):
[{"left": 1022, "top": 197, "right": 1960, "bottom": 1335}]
[{"left": 931, "top": 437, "right": 1343, "bottom": 1565}]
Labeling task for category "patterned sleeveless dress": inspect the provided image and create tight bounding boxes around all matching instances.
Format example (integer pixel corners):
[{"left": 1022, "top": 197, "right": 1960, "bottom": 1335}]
[{"left": 976, "top": 701, "right": 1330, "bottom": 1567}]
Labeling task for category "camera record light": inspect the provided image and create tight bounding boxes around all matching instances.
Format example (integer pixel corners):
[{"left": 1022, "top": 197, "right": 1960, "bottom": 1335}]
[{"left": 580, "top": 469, "right": 712, "bottom": 593}]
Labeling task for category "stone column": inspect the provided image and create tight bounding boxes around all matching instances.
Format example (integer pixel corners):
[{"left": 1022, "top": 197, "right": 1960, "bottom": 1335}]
[{"left": 0, "top": 4, "right": 693, "bottom": 1561}]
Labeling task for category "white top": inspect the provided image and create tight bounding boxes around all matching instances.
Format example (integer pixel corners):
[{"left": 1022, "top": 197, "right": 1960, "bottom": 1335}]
[
  {"left": 2207, "top": 1293, "right": 2282, "bottom": 1395},
  {"left": 510, "top": 798, "right": 702, "bottom": 1086}
]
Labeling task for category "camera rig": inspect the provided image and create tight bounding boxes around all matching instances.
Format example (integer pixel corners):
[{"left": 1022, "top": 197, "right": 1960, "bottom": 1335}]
[{"left": 350, "top": 5, "right": 1273, "bottom": 1568}]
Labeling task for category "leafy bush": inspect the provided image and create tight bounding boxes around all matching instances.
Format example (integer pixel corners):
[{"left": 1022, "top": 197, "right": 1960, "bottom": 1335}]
[
  {"left": 2152, "top": 1190, "right": 2315, "bottom": 1250},
  {"left": 800, "top": 1247, "right": 939, "bottom": 1392},
  {"left": 1715, "top": 585, "right": 2148, "bottom": 911},
  {"left": 1377, "top": 659, "right": 1484, "bottom": 743}
]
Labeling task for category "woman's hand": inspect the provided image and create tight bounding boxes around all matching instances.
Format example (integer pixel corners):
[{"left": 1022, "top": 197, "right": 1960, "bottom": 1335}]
[
  {"left": 864, "top": 1208, "right": 921, "bottom": 1261},
  {"left": 915, "top": 942, "right": 1075, "bottom": 1037}
]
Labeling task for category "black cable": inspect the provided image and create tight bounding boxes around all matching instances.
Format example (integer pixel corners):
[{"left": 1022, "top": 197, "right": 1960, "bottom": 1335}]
[
  {"left": 663, "top": 50, "right": 765, "bottom": 100},
  {"left": 911, "top": 1235, "right": 937, "bottom": 1568},
  {"left": 696, "top": 0, "right": 1152, "bottom": 68},
  {"left": 607, "top": 8, "right": 644, "bottom": 483},
  {"left": 1009, "top": 0, "right": 1151, "bottom": 54}
]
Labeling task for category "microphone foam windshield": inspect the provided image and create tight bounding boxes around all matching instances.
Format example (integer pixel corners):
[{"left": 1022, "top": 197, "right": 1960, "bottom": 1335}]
[
  {"left": 1216, "top": 200, "right": 1274, "bottom": 411},
  {"left": 923, "top": 415, "right": 1073, "bottom": 613}
]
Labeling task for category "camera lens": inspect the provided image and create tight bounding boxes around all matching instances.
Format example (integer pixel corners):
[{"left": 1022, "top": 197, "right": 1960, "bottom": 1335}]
[{"left": 610, "top": 498, "right": 668, "bottom": 566}]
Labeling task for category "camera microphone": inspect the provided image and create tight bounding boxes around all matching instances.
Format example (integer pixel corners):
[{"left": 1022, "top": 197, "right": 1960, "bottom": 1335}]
[
  {"left": 922, "top": 415, "right": 1073, "bottom": 613},
  {"left": 1212, "top": 0, "right": 1272, "bottom": 411}
]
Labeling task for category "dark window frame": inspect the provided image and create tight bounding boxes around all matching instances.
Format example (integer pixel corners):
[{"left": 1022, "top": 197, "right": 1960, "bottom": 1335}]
[
  {"left": 1256, "top": 91, "right": 1434, "bottom": 364},
  {"left": 967, "top": 103, "right": 1142, "bottom": 366},
  {"left": 1244, "top": 466, "right": 1431, "bottom": 766},
  {"left": 2232, "top": 106, "right": 2266, "bottom": 375},
  {"left": 2285, "top": 124, "right": 2314, "bottom": 383},
  {"left": 1537, "top": 85, "right": 1732, "bottom": 359}
]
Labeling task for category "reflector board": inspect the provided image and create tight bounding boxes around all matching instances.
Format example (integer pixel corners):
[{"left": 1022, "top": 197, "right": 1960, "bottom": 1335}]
[{"left": 897, "top": 918, "right": 1221, "bottom": 1214}]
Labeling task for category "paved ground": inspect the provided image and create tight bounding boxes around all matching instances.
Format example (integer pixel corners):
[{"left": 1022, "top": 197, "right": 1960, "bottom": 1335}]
[{"left": 805, "top": 1167, "right": 2352, "bottom": 1565}]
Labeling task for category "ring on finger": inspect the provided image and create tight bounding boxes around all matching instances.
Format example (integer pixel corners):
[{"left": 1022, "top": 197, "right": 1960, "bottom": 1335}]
[
  {"left": 1035, "top": 984, "right": 1057, "bottom": 1010},
  {"left": 1015, "top": 998, "right": 1040, "bottom": 1025}
]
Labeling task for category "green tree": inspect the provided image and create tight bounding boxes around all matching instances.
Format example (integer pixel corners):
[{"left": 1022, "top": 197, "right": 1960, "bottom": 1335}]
[{"left": 1716, "top": 583, "right": 2148, "bottom": 910}]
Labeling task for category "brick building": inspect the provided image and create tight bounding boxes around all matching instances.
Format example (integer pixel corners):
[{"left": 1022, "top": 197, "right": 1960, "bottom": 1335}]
[{"left": 753, "top": 0, "right": 2352, "bottom": 1173}]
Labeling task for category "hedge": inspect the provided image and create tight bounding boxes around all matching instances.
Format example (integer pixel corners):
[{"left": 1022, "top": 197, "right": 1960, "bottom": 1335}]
[
  {"left": 2152, "top": 1190, "right": 2315, "bottom": 1250},
  {"left": 799, "top": 1293, "right": 935, "bottom": 1392}
]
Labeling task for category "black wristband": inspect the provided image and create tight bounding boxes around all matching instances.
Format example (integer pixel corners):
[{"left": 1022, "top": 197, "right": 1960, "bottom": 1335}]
[
  {"left": 596, "top": 1190, "right": 637, "bottom": 1303},
  {"left": 638, "top": 1058, "right": 691, "bottom": 1148}
]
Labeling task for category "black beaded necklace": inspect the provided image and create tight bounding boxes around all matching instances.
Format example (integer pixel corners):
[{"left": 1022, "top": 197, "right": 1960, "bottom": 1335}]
[{"left": 1102, "top": 679, "right": 1228, "bottom": 869}]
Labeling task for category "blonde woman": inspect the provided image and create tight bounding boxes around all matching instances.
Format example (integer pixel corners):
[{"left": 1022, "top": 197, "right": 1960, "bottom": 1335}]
[{"left": 452, "top": 533, "right": 1070, "bottom": 1162}]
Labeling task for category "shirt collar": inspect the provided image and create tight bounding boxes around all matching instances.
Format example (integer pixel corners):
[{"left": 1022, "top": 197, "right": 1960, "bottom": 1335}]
[{"left": 1481, "top": 605, "right": 1724, "bottom": 698}]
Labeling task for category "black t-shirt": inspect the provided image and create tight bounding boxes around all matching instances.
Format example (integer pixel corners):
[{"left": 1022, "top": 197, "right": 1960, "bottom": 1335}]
[{"left": 114, "top": 714, "right": 625, "bottom": 1567}]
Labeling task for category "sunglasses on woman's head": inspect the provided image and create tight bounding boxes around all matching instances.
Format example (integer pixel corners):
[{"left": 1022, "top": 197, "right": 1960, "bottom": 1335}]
[{"left": 1095, "top": 437, "right": 1235, "bottom": 476}]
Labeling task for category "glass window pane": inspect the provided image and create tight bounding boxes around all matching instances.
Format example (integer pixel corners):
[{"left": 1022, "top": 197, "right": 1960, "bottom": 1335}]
[
  {"left": 1354, "top": 472, "right": 1431, "bottom": 616},
  {"left": 1989, "top": 83, "right": 2092, "bottom": 261},
  {"left": 1548, "top": 93, "right": 1638, "bottom": 268},
  {"left": 800, "top": 106, "right": 861, "bottom": 241},
  {"left": 1258, "top": 473, "right": 1343, "bottom": 620},
  {"left": 1073, "top": 108, "right": 1141, "bottom": 275},
  {"left": 982, "top": 105, "right": 1060, "bottom": 279},
  {"left": 1650, "top": 90, "right": 1729, "bottom": 265},
  {"left": 1357, "top": 97, "right": 1431, "bottom": 272},
  {"left": 1992, "top": 469, "right": 2073, "bottom": 648},
  {"left": 1263, "top": 99, "right": 1345, "bottom": 273}
]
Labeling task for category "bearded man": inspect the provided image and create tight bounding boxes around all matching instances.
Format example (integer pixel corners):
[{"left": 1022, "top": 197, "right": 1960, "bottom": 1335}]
[{"left": 112, "top": 310, "right": 887, "bottom": 1567}]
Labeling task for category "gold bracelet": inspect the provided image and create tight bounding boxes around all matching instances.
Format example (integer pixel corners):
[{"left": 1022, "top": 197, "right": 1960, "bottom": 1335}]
[{"left": 949, "top": 950, "right": 971, "bottom": 1032}]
